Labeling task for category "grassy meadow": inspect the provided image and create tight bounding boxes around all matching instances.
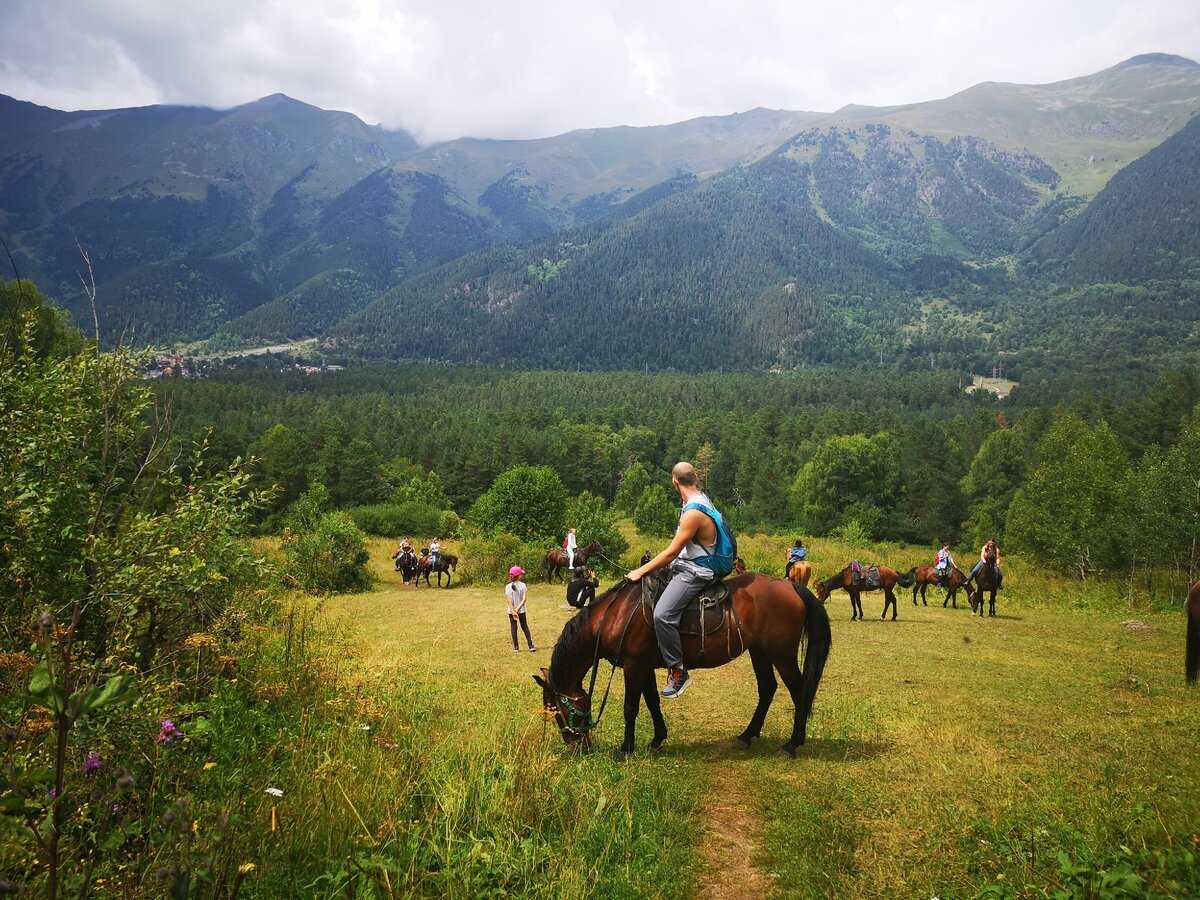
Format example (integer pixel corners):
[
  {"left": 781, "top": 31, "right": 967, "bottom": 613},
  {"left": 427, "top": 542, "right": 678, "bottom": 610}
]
[{"left": 279, "top": 530, "right": 1200, "bottom": 899}]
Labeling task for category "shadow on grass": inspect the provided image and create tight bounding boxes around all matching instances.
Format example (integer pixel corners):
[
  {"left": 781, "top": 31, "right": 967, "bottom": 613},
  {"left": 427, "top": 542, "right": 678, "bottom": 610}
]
[{"left": 637, "top": 734, "right": 894, "bottom": 764}]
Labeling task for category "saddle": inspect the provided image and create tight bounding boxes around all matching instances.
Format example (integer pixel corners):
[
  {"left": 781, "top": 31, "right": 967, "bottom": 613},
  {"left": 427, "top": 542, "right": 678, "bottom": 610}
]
[
  {"left": 854, "top": 564, "right": 881, "bottom": 590},
  {"left": 641, "top": 570, "right": 731, "bottom": 637}
]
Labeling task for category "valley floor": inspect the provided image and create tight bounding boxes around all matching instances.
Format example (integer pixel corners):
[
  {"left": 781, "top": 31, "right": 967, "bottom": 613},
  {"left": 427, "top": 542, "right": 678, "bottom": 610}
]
[{"left": 322, "top": 541, "right": 1200, "bottom": 898}]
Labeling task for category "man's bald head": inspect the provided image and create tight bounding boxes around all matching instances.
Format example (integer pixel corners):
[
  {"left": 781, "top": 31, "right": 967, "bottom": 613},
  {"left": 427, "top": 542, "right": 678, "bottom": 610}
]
[{"left": 671, "top": 462, "right": 699, "bottom": 487}]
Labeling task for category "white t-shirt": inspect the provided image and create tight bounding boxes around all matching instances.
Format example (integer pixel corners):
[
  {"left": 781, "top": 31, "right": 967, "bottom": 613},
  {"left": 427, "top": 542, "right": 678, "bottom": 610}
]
[{"left": 505, "top": 580, "right": 528, "bottom": 614}]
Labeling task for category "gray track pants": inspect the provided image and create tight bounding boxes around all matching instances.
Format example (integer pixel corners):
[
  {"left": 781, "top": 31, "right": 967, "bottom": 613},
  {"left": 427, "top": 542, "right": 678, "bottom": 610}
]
[{"left": 653, "top": 559, "right": 714, "bottom": 669}]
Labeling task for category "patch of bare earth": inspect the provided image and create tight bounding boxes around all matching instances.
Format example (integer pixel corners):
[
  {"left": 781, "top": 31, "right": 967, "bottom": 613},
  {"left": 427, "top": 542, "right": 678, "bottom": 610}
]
[{"left": 696, "top": 772, "right": 775, "bottom": 900}]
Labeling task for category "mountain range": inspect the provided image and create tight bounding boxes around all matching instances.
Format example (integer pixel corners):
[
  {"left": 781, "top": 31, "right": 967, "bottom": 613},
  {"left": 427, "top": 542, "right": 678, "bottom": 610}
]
[{"left": 1, "top": 52, "right": 1198, "bottom": 369}]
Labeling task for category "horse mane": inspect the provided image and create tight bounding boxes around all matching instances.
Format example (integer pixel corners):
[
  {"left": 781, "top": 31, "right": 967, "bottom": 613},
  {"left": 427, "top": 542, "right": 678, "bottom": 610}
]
[
  {"left": 548, "top": 579, "right": 629, "bottom": 689},
  {"left": 820, "top": 568, "right": 847, "bottom": 592}
]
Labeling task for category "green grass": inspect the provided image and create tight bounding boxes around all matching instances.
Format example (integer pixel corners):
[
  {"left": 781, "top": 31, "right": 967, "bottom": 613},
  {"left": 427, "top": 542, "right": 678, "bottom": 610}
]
[{"left": 313, "top": 532, "right": 1200, "bottom": 898}]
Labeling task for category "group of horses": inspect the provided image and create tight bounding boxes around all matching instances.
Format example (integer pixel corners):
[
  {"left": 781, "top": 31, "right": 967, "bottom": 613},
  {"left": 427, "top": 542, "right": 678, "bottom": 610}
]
[
  {"left": 787, "top": 557, "right": 1002, "bottom": 620},
  {"left": 391, "top": 547, "right": 459, "bottom": 588}
]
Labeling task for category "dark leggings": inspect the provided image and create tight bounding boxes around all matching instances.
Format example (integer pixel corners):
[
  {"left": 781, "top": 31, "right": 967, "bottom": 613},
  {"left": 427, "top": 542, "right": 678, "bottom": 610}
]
[{"left": 510, "top": 612, "right": 534, "bottom": 649}]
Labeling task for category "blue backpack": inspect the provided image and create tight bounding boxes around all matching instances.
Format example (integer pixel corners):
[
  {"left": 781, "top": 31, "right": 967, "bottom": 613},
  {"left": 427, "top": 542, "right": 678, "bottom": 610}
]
[{"left": 681, "top": 500, "right": 738, "bottom": 578}]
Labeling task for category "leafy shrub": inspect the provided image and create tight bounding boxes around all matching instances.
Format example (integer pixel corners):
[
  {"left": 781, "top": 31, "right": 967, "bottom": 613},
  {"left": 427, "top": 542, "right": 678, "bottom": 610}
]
[
  {"left": 614, "top": 462, "right": 654, "bottom": 514},
  {"left": 565, "top": 491, "right": 628, "bottom": 572},
  {"left": 467, "top": 465, "right": 567, "bottom": 543},
  {"left": 439, "top": 509, "right": 463, "bottom": 538},
  {"left": 633, "top": 485, "right": 678, "bottom": 538},
  {"left": 283, "top": 511, "right": 372, "bottom": 594},
  {"left": 834, "top": 517, "right": 874, "bottom": 548},
  {"left": 283, "top": 483, "right": 332, "bottom": 533},
  {"left": 391, "top": 469, "right": 451, "bottom": 510},
  {"left": 349, "top": 501, "right": 443, "bottom": 537},
  {"left": 457, "top": 530, "right": 545, "bottom": 586}
]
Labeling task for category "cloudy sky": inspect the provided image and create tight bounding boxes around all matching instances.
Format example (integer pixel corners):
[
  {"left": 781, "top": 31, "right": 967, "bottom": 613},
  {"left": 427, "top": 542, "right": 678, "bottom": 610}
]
[{"left": 2, "top": 0, "right": 1199, "bottom": 143}]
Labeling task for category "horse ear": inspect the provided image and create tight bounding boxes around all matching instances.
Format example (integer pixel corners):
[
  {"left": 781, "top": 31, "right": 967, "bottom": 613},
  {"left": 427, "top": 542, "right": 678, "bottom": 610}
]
[{"left": 532, "top": 667, "right": 550, "bottom": 689}]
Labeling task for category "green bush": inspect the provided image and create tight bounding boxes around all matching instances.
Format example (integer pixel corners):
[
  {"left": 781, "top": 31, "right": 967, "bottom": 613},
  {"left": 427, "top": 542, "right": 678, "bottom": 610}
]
[
  {"left": 349, "top": 501, "right": 444, "bottom": 537},
  {"left": 614, "top": 461, "right": 654, "bottom": 514},
  {"left": 467, "top": 465, "right": 567, "bottom": 542},
  {"left": 633, "top": 485, "right": 678, "bottom": 539},
  {"left": 439, "top": 509, "right": 463, "bottom": 538},
  {"left": 565, "top": 491, "right": 628, "bottom": 572},
  {"left": 283, "top": 511, "right": 373, "bottom": 594},
  {"left": 458, "top": 530, "right": 546, "bottom": 586}
]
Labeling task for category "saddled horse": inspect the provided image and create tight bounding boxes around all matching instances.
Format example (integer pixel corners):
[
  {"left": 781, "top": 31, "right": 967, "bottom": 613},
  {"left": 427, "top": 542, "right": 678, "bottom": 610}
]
[
  {"left": 815, "top": 564, "right": 915, "bottom": 621},
  {"left": 542, "top": 540, "right": 604, "bottom": 583},
  {"left": 969, "top": 557, "right": 1001, "bottom": 617},
  {"left": 786, "top": 560, "right": 813, "bottom": 589},
  {"left": 534, "top": 573, "right": 831, "bottom": 758},
  {"left": 908, "top": 564, "right": 971, "bottom": 608},
  {"left": 415, "top": 552, "right": 458, "bottom": 588},
  {"left": 1186, "top": 581, "right": 1199, "bottom": 685},
  {"left": 391, "top": 547, "right": 419, "bottom": 585}
]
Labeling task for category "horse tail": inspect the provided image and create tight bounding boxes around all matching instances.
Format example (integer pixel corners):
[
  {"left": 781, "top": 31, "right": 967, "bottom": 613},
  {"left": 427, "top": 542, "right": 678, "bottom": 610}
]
[
  {"left": 1187, "top": 599, "right": 1200, "bottom": 686},
  {"left": 793, "top": 582, "right": 832, "bottom": 744},
  {"left": 897, "top": 567, "right": 917, "bottom": 588}
]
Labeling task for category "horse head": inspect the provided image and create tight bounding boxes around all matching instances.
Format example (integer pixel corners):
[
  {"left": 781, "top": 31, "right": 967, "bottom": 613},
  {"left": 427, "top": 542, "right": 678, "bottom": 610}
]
[
  {"left": 583, "top": 540, "right": 604, "bottom": 556},
  {"left": 533, "top": 667, "right": 592, "bottom": 749}
]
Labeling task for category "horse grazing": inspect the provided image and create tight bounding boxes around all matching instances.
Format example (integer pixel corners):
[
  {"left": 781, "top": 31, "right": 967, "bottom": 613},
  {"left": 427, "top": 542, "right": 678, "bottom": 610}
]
[
  {"left": 786, "top": 560, "right": 813, "bottom": 589},
  {"left": 1186, "top": 581, "right": 1199, "bottom": 685},
  {"left": 542, "top": 541, "right": 604, "bottom": 583},
  {"left": 534, "top": 573, "right": 830, "bottom": 758},
  {"left": 815, "top": 564, "right": 916, "bottom": 621},
  {"left": 969, "top": 558, "right": 1000, "bottom": 617},
  {"left": 415, "top": 553, "right": 458, "bottom": 588},
  {"left": 909, "top": 565, "right": 971, "bottom": 608},
  {"left": 391, "top": 548, "right": 419, "bottom": 585}
]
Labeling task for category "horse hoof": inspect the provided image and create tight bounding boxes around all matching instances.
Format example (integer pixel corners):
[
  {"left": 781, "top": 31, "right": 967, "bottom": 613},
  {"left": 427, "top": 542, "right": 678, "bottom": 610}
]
[
  {"left": 777, "top": 745, "right": 797, "bottom": 759},
  {"left": 647, "top": 741, "right": 666, "bottom": 755},
  {"left": 611, "top": 748, "right": 631, "bottom": 762},
  {"left": 732, "top": 735, "right": 754, "bottom": 749}
]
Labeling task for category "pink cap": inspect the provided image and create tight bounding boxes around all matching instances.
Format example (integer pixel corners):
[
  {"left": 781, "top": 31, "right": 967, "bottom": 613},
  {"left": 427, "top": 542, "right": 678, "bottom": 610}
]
[{"left": 509, "top": 566, "right": 525, "bottom": 578}]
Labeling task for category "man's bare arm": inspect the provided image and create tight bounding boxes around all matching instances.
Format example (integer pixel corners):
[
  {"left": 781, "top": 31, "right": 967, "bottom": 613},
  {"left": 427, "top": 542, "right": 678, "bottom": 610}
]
[{"left": 626, "top": 509, "right": 706, "bottom": 581}]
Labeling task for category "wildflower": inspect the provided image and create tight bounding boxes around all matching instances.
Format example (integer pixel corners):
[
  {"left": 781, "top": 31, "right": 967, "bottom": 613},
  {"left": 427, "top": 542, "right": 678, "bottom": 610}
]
[
  {"left": 238, "top": 863, "right": 256, "bottom": 875},
  {"left": 203, "top": 761, "right": 217, "bottom": 770},
  {"left": 83, "top": 751, "right": 102, "bottom": 776},
  {"left": 265, "top": 787, "right": 283, "bottom": 798},
  {"left": 156, "top": 719, "right": 183, "bottom": 745}
]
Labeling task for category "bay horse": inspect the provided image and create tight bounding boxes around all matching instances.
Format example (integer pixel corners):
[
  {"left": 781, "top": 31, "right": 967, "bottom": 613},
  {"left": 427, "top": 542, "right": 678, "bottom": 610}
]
[
  {"left": 1186, "top": 581, "right": 1199, "bottom": 685},
  {"left": 415, "top": 553, "right": 458, "bottom": 588},
  {"left": 786, "top": 560, "right": 813, "bottom": 589},
  {"left": 969, "top": 557, "right": 1000, "bottom": 617},
  {"left": 391, "top": 547, "right": 419, "bottom": 585},
  {"left": 909, "top": 565, "right": 971, "bottom": 608},
  {"left": 542, "top": 541, "right": 604, "bottom": 583},
  {"left": 815, "top": 564, "right": 915, "bottom": 621},
  {"left": 533, "top": 574, "right": 831, "bottom": 758}
]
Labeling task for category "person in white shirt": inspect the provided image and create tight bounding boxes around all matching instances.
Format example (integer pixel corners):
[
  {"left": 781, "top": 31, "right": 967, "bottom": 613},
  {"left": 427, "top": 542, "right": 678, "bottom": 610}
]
[
  {"left": 565, "top": 528, "right": 577, "bottom": 568},
  {"left": 505, "top": 566, "right": 536, "bottom": 652}
]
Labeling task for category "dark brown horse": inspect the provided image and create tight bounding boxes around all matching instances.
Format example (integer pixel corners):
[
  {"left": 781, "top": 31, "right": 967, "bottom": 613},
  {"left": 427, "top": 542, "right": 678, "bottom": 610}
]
[
  {"left": 542, "top": 541, "right": 604, "bottom": 583},
  {"left": 415, "top": 553, "right": 458, "bottom": 588},
  {"left": 909, "top": 564, "right": 971, "bottom": 608},
  {"left": 533, "top": 574, "right": 831, "bottom": 758},
  {"left": 391, "top": 547, "right": 419, "bottom": 585},
  {"left": 969, "top": 557, "right": 1000, "bottom": 617},
  {"left": 815, "top": 564, "right": 915, "bottom": 621},
  {"left": 1186, "top": 581, "right": 1199, "bottom": 685}
]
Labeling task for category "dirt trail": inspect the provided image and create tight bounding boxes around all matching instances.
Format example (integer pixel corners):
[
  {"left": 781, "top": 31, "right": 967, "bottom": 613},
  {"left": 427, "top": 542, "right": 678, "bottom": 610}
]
[{"left": 695, "top": 770, "right": 775, "bottom": 900}]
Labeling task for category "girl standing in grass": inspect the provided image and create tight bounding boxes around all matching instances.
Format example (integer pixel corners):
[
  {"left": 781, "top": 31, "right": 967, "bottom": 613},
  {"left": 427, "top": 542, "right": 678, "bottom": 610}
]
[{"left": 506, "top": 566, "right": 536, "bottom": 652}]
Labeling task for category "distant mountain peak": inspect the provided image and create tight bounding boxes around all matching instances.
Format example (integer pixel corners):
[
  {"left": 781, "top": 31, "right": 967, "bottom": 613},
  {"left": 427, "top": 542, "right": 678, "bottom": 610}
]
[{"left": 1112, "top": 52, "right": 1200, "bottom": 70}]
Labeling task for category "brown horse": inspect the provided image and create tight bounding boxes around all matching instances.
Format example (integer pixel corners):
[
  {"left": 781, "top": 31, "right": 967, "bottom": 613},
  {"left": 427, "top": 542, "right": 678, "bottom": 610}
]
[
  {"left": 815, "top": 564, "right": 915, "bottom": 621},
  {"left": 1186, "top": 581, "right": 1199, "bottom": 685},
  {"left": 542, "top": 541, "right": 604, "bottom": 583},
  {"left": 969, "top": 557, "right": 1000, "bottom": 617},
  {"left": 909, "top": 565, "right": 971, "bottom": 608},
  {"left": 534, "top": 574, "right": 831, "bottom": 758},
  {"left": 786, "top": 560, "right": 813, "bottom": 589},
  {"left": 415, "top": 553, "right": 458, "bottom": 588}
]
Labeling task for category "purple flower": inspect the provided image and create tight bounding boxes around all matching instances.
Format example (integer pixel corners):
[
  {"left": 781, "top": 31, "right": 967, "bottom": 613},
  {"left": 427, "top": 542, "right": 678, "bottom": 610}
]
[
  {"left": 155, "top": 719, "right": 183, "bottom": 745},
  {"left": 47, "top": 787, "right": 57, "bottom": 799},
  {"left": 83, "top": 751, "right": 102, "bottom": 776}
]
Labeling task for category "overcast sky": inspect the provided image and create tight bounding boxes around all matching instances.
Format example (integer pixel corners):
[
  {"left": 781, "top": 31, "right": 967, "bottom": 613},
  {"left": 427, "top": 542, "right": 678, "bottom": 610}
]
[{"left": 2, "top": 0, "right": 1198, "bottom": 144}]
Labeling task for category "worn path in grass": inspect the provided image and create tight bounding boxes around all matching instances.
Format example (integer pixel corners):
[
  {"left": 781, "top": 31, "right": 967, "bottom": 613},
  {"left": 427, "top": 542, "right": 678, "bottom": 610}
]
[{"left": 324, "top": 539, "right": 1200, "bottom": 898}]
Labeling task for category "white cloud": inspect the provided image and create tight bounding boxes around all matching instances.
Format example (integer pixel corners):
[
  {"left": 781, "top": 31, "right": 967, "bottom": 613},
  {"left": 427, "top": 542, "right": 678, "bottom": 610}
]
[{"left": 1, "top": 0, "right": 1197, "bottom": 143}]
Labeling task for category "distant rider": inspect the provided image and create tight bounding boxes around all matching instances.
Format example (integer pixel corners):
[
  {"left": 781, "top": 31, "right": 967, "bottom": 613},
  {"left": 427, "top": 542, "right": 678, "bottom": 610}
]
[
  {"left": 969, "top": 538, "right": 1003, "bottom": 588},
  {"left": 428, "top": 537, "right": 442, "bottom": 569},
  {"left": 786, "top": 539, "right": 807, "bottom": 577},
  {"left": 935, "top": 542, "right": 953, "bottom": 586},
  {"left": 626, "top": 461, "right": 732, "bottom": 700},
  {"left": 564, "top": 528, "right": 578, "bottom": 568}
]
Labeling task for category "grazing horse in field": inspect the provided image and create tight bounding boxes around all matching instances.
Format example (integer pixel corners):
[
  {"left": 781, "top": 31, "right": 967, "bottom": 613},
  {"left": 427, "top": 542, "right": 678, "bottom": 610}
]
[
  {"left": 415, "top": 553, "right": 458, "bottom": 588},
  {"left": 909, "top": 565, "right": 971, "bottom": 608},
  {"left": 1186, "top": 581, "right": 1200, "bottom": 685},
  {"left": 786, "top": 560, "right": 813, "bottom": 589},
  {"left": 815, "top": 564, "right": 915, "bottom": 621},
  {"left": 534, "top": 574, "right": 831, "bottom": 758},
  {"left": 543, "top": 541, "right": 604, "bottom": 583},
  {"left": 969, "top": 557, "right": 1000, "bottom": 617}
]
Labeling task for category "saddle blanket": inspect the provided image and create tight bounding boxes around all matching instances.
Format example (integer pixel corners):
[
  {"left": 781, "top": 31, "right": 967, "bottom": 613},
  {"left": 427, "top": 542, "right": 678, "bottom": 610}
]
[
  {"left": 854, "top": 564, "right": 881, "bottom": 590},
  {"left": 641, "top": 570, "right": 731, "bottom": 636}
]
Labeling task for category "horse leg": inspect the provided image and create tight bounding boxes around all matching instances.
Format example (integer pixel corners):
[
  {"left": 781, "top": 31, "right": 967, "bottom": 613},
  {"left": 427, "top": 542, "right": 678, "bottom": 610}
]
[
  {"left": 989, "top": 590, "right": 997, "bottom": 617},
  {"left": 736, "top": 648, "right": 777, "bottom": 747},
  {"left": 912, "top": 583, "right": 918, "bottom": 606},
  {"left": 641, "top": 673, "right": 668, "bottom": 751},
  {"left": 616, "top": 665, "right": 646, "bottom": 759},
  {"left": 773, "top": 654, "right": 807, "bottom": 757},
  {"left": 850, "top": 590, "right": 860, "bottom": 620},
  {"left": 883, "top": 588, "right": 897, "bottom": 621}
]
